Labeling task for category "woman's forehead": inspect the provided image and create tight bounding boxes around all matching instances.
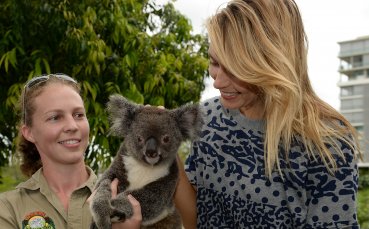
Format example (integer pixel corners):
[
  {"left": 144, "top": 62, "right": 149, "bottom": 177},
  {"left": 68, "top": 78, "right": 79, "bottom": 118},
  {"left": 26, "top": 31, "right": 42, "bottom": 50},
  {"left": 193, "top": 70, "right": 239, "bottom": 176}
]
[
  {"left": 33, "top": 84, "right": 83, "bottom": 108},
  {"left": 208, "top": 45, "right": 219, "bottom": 60}
]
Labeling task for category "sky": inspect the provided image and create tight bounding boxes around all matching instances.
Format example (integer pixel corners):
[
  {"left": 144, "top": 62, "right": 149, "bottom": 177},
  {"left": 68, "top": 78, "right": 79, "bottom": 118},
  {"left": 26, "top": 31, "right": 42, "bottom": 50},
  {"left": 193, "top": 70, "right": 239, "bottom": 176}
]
[{"left": 166, "top": 0, "right": 369, "bottom": 110}]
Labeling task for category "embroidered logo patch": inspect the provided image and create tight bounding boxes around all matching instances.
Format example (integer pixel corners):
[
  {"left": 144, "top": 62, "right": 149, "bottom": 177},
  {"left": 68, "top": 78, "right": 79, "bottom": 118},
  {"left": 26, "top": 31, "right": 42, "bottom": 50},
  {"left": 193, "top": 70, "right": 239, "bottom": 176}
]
[{"left": 22, "top": 211, "right": 55, "bottom": 229}]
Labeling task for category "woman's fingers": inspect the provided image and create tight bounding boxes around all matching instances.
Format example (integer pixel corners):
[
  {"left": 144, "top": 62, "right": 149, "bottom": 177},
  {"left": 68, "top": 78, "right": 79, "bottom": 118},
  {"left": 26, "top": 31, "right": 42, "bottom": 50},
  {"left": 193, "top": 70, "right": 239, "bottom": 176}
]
[
  {"left": 144, "top": 104, "right": 165, "bottom": 109},
  {"left": 110, "top": 178, "right": 119, "bottom": 198},
  {"left": 127, "top": 194, "right": 142, "bottom": 221}
]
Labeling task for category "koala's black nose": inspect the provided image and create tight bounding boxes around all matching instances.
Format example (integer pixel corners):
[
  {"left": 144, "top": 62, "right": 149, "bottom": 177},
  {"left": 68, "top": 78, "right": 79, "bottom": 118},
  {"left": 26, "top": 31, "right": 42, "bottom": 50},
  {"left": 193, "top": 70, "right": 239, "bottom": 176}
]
[{"left": 145, "top": 137, "right": 158, "bottom": 158}]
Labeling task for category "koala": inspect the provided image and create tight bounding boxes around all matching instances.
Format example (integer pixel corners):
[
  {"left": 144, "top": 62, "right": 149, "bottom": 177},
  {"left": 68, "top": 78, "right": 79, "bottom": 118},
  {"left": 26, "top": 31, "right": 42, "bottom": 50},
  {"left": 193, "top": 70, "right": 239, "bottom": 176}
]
[{"left": 89, "top": 94, "right": 203, "bottom": 229}]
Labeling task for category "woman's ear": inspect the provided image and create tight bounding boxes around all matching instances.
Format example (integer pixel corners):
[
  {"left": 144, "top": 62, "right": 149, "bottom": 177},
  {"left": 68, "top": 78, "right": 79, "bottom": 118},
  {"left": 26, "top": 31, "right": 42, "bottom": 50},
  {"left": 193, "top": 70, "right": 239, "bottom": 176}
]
[{"left": 21, "top": 125, "right": 35, "bottom": 143}]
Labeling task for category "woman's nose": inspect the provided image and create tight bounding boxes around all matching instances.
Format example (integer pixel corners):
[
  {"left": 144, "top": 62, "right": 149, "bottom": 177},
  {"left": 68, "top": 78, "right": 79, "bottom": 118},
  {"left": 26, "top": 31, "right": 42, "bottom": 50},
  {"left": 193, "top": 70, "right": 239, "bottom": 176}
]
[
  {"left": 213, "top": 66, "right": 230, "bottom": 89},
  {"left": 64, "top": 116, "right": 78, "bottom": 132}
]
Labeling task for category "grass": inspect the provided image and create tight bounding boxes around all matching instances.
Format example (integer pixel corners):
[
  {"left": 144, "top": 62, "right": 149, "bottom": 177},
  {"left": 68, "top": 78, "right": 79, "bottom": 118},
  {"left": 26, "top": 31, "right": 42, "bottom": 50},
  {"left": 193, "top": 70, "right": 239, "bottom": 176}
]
[
  {"left": 358, "top": 188, "right": 369, "bottom": 229},
  {"left": 0, "top": 165, "right": 26, "bottom": 192}
]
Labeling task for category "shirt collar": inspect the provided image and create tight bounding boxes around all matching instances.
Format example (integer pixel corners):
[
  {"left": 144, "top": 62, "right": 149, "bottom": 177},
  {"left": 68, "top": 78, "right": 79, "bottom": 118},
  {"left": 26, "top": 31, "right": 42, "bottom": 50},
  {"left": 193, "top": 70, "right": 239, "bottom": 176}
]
[{"left": 16, "top": 166, "right": 97, "bottom": 193}]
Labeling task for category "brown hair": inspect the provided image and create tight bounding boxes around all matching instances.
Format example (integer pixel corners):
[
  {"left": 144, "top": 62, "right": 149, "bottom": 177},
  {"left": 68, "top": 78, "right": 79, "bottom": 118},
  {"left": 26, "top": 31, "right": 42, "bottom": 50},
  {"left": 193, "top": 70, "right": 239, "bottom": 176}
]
[{"left": 17, "top": 75, "right": 81, "bottom": 177}]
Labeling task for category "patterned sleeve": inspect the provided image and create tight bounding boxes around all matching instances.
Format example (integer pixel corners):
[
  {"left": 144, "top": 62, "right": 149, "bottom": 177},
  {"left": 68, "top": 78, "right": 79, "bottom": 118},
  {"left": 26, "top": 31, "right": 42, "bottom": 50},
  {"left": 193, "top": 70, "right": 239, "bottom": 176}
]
[
  {"left": 185, "top": 140, "right": 201, "bottom": 187},
  {"left": 184, "top": 99, "right": 211, "bottom": 188},
  {"left": 305, "top": 141, "right": 359, "bottom": 228}
]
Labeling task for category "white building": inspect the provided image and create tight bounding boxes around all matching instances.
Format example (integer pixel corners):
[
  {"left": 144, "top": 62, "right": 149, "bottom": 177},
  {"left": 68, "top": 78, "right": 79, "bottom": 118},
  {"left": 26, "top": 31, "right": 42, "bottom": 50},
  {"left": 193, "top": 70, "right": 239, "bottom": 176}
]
[{"left": 338, "top": 35, "right": 369, "bottom": 166}]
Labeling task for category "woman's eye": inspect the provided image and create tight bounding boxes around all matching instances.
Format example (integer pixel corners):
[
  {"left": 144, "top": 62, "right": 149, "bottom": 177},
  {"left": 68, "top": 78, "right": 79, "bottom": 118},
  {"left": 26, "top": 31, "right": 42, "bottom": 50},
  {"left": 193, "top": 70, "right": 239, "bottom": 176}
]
[
  {"left": 75, "top": 113, "right": 85, "bottom": 119},
  {"left": 47, "top": 115, "right": 59, "bottom": 121},
  {"left": 210, "top": 59, "right": 219, "bottom": 67}
]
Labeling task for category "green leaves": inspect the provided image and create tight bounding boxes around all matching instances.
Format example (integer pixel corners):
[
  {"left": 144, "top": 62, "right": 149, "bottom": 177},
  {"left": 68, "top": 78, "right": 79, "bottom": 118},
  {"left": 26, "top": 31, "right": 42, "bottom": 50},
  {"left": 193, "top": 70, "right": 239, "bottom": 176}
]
[
  {"left": 0, "top": 47, "right": 17, "bottom": 73},
  {"left": 0, "top": 0, "right": 209, "bottom": 172}
]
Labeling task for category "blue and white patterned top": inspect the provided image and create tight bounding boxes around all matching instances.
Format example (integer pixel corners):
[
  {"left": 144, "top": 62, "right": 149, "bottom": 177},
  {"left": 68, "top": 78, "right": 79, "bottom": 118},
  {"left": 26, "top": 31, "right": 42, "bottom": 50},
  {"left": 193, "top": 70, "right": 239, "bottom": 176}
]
[{"left": 185, "top": 97, "right": 359, "bottom": 229}]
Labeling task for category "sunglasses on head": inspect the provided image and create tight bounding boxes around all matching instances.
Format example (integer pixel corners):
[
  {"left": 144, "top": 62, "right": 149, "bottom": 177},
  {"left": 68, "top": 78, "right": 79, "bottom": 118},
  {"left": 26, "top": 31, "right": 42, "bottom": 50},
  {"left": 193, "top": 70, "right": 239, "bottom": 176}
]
[{"left": 22, "top": 73, "right": 78, "bottom": 124}]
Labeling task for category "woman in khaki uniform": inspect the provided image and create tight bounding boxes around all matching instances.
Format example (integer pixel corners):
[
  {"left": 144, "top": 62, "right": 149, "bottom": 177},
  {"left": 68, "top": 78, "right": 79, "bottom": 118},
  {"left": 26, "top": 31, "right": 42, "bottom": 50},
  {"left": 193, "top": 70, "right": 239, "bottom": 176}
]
[{"left": 0, "top": 74, "right": 141, "bottom": 229}]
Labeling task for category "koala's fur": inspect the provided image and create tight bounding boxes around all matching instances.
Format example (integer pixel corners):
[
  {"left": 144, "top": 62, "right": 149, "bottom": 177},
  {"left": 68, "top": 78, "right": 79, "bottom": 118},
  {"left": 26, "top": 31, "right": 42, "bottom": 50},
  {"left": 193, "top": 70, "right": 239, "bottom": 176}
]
[{"left": 90, "top": 94, "right": 203, "bottom": 229}]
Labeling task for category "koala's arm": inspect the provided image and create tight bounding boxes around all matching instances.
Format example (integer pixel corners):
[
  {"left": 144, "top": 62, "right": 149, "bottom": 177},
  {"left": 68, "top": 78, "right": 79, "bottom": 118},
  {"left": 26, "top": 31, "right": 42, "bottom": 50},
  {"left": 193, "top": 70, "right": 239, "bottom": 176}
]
[
  {"left": 90, "top": 179, "right": 114, "bottom": 229},
  {"left": 95, "top": 151, "right": 129, "bottom": 190},
  {"left": 90, "top": 152, "right": 133, "bottom": 228}
]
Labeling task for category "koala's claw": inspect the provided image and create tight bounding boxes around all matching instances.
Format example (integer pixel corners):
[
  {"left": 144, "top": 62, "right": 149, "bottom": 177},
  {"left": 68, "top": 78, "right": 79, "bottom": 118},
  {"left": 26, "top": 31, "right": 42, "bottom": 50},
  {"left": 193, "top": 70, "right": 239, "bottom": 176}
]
[
  {"left": 110, "top": 209, "right": 127, "bottom": 222},
  {"left": 110, "top": 197, "right": 133, "bottom": 222}
]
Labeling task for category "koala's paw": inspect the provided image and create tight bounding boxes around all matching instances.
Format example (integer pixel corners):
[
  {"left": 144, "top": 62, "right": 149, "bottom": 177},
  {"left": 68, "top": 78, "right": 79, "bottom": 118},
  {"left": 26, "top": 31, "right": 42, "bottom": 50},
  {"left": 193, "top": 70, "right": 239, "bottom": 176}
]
[
  {"left": 90, "top": 179, "right": 114, "bottom": 229},
  {"left": 96, "top": 179, "right": 112, "bottom": 194},
  {"left": 90, "top": 199, "right": 112, "bottom": 229},
  {"left": 110, "top": 196, "right": 134, "bottom": 223}
]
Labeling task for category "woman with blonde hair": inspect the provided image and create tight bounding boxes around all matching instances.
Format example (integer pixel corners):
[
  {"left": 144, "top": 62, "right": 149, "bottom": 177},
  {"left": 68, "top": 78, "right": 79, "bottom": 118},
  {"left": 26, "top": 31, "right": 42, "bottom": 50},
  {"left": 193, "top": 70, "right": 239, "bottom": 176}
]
[{"left": 175, "top": 0, "right": 361, "bottom": 228}]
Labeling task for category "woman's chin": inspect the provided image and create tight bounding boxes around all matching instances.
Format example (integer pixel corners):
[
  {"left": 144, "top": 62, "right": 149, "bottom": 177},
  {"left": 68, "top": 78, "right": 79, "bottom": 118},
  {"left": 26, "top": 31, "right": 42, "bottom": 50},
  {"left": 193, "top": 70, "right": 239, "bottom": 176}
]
[{"left": 220, "top": 97, "right": 241, "bottom": 110}]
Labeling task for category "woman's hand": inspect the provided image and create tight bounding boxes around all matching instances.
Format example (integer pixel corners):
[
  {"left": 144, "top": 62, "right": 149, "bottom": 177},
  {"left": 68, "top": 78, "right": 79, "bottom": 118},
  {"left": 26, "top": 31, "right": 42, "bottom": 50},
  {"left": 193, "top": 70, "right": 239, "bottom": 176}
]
[
  {"left": 110, "top": 178, "right": 142, "bottom": 229},
  {"left": 174, "top": 156, "right": 197, "bottom": 229},
  {"left": 88, "top": 178, "right": 142, "bottom": 229}
]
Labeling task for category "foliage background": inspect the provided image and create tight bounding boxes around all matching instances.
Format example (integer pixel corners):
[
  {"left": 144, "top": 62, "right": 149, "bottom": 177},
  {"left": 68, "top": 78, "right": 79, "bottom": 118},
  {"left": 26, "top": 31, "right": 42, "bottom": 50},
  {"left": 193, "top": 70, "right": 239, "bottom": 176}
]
[
  {"left": 0, "top": 0, "right": 209, "bottom": 172},
  {"left": 358, "top": 167, "right": 369, "bottom": 228}
]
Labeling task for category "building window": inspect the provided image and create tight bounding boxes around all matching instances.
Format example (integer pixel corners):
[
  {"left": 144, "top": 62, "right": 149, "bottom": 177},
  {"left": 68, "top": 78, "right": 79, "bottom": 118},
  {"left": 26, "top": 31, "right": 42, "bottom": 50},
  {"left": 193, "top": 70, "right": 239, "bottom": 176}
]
[
  {"left": 353, "top": 55, "right": 363, "bottom": 68},
  {"left": 343, "top": 112, "right": 363, "bottom": 124},
  {"left": 363, "top": 54, "right": 369, "bottom": 66},
  {"left": 341, "top": 87, "right": 353, "bottom": 96},
  {"left": 341, "top": 98, "right": 363, "bottom": 110},
  {"left": 355, "top": 126, "right": 364, "bottom": 142},
  {"left": 341, "top": 85, "right": 363, "bottom": 97},
  {"left": 352, "top": 70, "right": 365, "bottom": 79},
  {"left": 355, "top": 125, "right": 364, "bottom": 132}
]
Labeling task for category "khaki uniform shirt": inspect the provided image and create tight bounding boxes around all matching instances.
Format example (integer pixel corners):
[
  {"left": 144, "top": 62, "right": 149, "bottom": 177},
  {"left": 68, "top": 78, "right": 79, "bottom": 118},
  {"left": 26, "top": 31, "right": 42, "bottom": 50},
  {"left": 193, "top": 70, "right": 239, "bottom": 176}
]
[{"left": 0, "top": 167, "right": 96, "bottom": 229}]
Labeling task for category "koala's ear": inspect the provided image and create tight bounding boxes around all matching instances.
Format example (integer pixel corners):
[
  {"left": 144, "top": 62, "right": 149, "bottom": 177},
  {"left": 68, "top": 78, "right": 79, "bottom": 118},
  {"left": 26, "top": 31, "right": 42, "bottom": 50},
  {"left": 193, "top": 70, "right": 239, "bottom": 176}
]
[
  {"left": 171, "top": 103, "right": 204, "bottom": 140},
  {"left": 106, "top": 94, "right": 139, "bottom": 137}
]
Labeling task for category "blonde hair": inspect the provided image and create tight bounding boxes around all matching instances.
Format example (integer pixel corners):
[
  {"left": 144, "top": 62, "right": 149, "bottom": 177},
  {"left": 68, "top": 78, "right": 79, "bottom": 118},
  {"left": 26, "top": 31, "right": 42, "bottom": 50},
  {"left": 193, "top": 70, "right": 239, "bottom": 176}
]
[{"left": 206, "top": 0, "right": 360, "bottom": 176}]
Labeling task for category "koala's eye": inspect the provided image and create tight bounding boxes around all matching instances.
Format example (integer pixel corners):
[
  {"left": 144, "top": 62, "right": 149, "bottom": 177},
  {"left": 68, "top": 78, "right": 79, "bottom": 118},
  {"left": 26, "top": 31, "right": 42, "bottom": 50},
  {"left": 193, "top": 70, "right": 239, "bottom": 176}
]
[
  {"left": 137, "top": 136, "right": 144, "bottom": 143},
  {"left": 162, "top": 135, "right": 170, "bottom": 143}
]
